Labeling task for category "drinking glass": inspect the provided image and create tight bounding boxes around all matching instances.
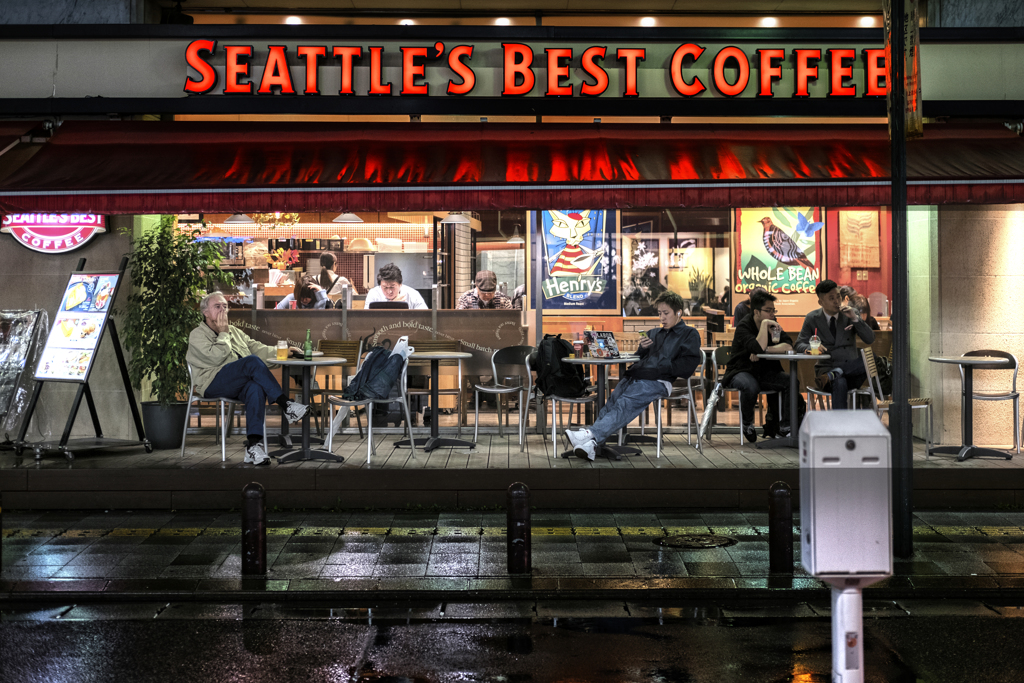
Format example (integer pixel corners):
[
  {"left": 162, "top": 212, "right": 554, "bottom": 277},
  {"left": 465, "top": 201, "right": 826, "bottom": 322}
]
[{"left": 276, "top": 340, "right": 289, "bottom": 360}]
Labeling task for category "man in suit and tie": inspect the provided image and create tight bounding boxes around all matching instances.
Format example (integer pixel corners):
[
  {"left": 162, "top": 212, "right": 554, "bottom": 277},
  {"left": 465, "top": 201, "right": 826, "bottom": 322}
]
[{"left": 794, "top": 279, "right": 875, "bottom": 409}]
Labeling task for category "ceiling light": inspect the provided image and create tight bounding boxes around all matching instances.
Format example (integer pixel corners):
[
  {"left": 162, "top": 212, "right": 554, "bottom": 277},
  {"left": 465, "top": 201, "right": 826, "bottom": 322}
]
[
  {"left": 859, "top": 16, "right": 876, "bottom": 27},
  {"left": 507, "top": 225, "right": 524, "bottom": 244},
  {"left": 400, "top": 19, "right": 414, "bottom": 26},
  {"left": 495, "top": 17, "right": 510, "bottom": 26},
  {"left": 332, "top": 212, "right": 364, "bottom": 223},
  {"left": 640, "top": 17, "right": 656, "bottom": 27},
  {"left": 760, "top": 17, "right": 778, "bottom": 27},
  {"left": 224, "top": 213, "right": 254, "bottom": 224},
  {"left": 285, "top": 16, "right": 302, "bottom": 25},
  {"left": 440, "top": 211, "right": 471, "bottom": 225}
]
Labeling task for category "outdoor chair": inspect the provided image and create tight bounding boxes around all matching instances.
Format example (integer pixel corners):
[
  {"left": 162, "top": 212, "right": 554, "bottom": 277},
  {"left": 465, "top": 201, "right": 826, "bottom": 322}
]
[
  {"left": 960, "top": 349, "right": 1020, "bottom": 454},
  {"left": 712, "top": 346, "right": 781, "bottom": 446},
  {"left": 628, "top": 348, "right": 706, "bottom": 457},
  {"left": 182, "top": 361, "right": 264, "bottom": 462},
  {"left": 862, "top": 347, "right": 933, "bottom": 455},
  {"left": 317, "top": 338, "right": 365, "bottom": 437},
  {"left": 529, "top": 354, "right": 597, "bottom": 448},
  {"left": 473, "top": 345, "right": 534, "bottom": 446}
]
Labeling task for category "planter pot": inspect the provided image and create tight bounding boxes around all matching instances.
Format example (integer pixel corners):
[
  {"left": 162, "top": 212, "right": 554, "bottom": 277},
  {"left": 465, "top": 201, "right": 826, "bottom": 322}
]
[{"left": 141, "top": 401, "right": 189, "bottom": 450}]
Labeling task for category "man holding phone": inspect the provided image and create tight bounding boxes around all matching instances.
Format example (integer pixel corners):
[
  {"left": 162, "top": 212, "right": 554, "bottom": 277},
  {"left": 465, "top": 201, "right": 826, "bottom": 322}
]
[
  {"left": 794, "top": 279, "right": 875, "bottom": 408},
  {"left": 724, "top": 289, "right": 800, "bottom": 442}
]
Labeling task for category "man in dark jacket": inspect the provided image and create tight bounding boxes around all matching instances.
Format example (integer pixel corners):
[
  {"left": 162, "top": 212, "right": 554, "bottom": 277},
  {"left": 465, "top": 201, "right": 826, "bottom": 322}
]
[
  {"left": 565, "top": 291, "right": 701, "bottom": 460},
  {"left": 724, "top": 289, "right": 803, "bottom": 442}
]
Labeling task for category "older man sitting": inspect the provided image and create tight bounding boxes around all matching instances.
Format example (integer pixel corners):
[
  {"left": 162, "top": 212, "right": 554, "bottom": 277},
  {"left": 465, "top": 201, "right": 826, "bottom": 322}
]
[{"left": 186, "top": 292, "right": 308, "bottom": 466}]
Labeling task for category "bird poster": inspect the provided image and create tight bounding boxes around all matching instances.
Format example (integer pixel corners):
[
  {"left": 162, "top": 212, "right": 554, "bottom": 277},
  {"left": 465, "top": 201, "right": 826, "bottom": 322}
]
[
  {"left": 734, "top": 207, "right": 824, "bottom": 316},
  {"left": 838, "top": 210, "right": 880, "bottom": 269},
  {"left": 529, "top": 209, "right": 619, "bottom": 315}
]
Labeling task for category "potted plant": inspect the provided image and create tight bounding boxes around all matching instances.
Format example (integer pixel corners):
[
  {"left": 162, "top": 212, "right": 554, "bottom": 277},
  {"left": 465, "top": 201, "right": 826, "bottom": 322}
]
[{"left": 117, "top": 215, "right": 231, "bottom": 449}]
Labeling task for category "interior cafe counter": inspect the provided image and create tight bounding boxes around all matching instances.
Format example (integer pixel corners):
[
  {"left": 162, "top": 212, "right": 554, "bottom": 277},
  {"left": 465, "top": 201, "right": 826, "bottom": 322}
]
[{"left": 226, "top": 309, "right": 526, "bottom": 375}]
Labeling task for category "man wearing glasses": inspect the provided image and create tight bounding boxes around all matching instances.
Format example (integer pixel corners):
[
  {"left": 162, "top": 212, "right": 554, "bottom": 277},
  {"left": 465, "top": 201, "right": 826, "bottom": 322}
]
[
  {"left": 723, "top": 289, "right": 802, "bottom": 442},
  {"left": 365, "top": 263, "right": 428, "bottom": 309}
]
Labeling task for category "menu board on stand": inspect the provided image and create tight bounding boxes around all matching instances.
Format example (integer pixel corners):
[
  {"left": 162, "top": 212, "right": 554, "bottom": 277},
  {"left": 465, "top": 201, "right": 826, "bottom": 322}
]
[{"left": 15, "top": 257, "right": 150, "bottom": 461}]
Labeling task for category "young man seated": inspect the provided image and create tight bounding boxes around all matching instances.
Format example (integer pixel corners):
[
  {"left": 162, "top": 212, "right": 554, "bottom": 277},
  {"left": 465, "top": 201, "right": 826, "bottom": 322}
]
[
  {"left": 724, "top": 288, "right": 804, "bottom": 442},
  {"left": 564, "top": 292, "right": 702, "bottom": 460},
  {"left": 186, "top": 293, "right": 309, "bottom": 466}
]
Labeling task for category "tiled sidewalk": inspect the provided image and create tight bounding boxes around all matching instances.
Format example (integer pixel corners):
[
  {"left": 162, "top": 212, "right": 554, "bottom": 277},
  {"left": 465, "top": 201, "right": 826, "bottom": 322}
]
[{"left": 3, "top": 509, "right": 1024, "bottom": 600}]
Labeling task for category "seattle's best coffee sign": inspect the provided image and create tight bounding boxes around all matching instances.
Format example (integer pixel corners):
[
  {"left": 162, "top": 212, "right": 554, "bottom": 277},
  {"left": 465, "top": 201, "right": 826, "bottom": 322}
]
[
  {"left": 182, "top": 39, "right": 890, "bottom": 99},
  {"left": 1, "top": 214, "right": 105, "bottom": 253}
]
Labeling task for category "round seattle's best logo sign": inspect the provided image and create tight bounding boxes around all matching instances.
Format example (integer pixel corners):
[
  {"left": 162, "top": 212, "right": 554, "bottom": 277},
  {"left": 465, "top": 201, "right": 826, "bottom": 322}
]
[{"left": 1, "top": 214, "right": 106, "bottom": 253}]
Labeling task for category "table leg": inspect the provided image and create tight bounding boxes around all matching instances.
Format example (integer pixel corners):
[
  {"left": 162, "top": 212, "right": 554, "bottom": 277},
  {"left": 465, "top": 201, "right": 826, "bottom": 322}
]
[
  {"left": 417, "top": 359, "right": 476, "bottom": 453},
  {"left": 278, "top": 366, "right": 292, "bottom": 447},
  {"left": 755, "top": 360, "right": 799, "bottom": 450},
  {"left": 940, "top": 364, "right": 1013, "bottom": 461},
  {"left": 275, "top": 364, "right": 344, "bottom": 464}
]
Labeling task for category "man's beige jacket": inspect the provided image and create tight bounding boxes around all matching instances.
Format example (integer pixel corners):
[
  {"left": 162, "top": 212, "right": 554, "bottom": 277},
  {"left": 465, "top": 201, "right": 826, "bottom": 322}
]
[{"left": 186, "top": 323, "right": 276, "bottom": 397}]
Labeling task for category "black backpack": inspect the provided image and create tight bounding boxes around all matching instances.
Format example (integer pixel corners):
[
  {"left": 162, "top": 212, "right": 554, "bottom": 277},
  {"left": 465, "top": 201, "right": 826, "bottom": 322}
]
[
  {"left": 343, "top": 338, "right": 405, "bottom": 401},
  {"left": 530, "top": 334, "right": 587, "bottom": 398}
]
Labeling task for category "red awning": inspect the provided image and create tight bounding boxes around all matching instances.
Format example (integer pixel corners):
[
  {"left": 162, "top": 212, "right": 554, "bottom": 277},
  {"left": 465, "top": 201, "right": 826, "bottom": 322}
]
[{"left": 0, "top": 121, "right": 1022, "bottom": 214}]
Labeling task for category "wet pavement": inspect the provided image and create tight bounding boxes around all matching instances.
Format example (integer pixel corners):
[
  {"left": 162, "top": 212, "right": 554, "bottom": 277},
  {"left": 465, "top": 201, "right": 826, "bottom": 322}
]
[{"left": 4, "top": 508, "right": 1024, "bottom": 601}]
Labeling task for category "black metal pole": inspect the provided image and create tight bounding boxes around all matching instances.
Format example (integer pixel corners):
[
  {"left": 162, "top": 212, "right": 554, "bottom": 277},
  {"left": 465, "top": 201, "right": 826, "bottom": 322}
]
[
  {"left": 242, "top": 482, "right": 267, "bottom": 575},
  {"left": 1, "top": 492, "right": 3, "bottom": 574},
  {"left": 507, "top": 482, "right": 531, "bottom": 573},
  {"left": 889, "top": 0, "right": 914, "bottom": 559},
  {"left": 768, "top": 481, "right": 794, "bottom": 574}
]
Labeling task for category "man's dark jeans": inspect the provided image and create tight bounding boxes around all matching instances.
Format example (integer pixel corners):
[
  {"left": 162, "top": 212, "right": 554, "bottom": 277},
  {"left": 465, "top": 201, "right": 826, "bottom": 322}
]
[
  {"left": 728, "top": 370, "right": 789, "bottom": 430},
  {"left": 203, "top": 355, "right": 284, "bottom": 437}
]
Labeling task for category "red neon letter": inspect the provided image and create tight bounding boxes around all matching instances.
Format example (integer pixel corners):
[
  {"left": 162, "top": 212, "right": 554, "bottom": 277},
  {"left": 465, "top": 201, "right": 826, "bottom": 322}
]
[
  {"left": 332, "top": 47, "right": 362, "bottom": 95},
  {"left": 580, "top": 46, "right": 608, "bottom": 96},
  {"left": 502, "top": 44, "right": 535, "bottom": 96},
  {"left": 369, "top": 47, "right": 392, "bottom": 95},
  {"left": 827, "top": 49, "right": 856, "bottom": 97},
  {"left": 257, "top": 45, "right": 295, "bottom": 94},
  {"left": 447, "top": 45, "right": 476, "bottom": 95},
  {"left": 793, "top": 49, "right": 821, "bottom": 97},
  {"left": 400, "top": 47, "right": 429, "bottom": 95},
  {"left": 297, "top": 45, "right": 326, "bottom": 95},
  {"left": 756, "top": 48, "right": 784, "bottom": 97},
  {"left": 862, "top": 48, "right": 888, "bottom": 97},
  {"left": 712, "top": 46, "right": 749, "bottom": 97},
  {"left": 616, "top": 48, "right": 645, "bottom": 97},
  {"left": 224, "top": 45, "right": 254, "bottom": 94},
  {"left": 545, "top": 48, "right": 573, "bottom": 97},
  {"left": 670, "top": 43, "right": 706, "bottom": 97},
  {"left": 183, "top": 39, "right": 217, "bottom": 94}
]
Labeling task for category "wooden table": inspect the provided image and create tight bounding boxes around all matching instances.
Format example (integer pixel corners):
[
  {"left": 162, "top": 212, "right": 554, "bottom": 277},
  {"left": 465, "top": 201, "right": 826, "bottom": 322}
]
[
  {"left": 562, "top": 355, "right": 641, "bottom": 460},
  {"left": 928, "top": 355, "right": 1014, "bottom": 462},
  {"left": 753, "top": 352, "right": 831, "bottom": 450},
  {"left": 272, "top": 356, "right": 347, "bottom": 464},
  {"left": 396, "top": 351, "right": 475, "bottom": 453}
]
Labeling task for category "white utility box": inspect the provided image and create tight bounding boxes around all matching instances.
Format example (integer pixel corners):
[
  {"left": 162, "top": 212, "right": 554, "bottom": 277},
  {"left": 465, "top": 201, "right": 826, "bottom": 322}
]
[{"left": 799, "top": 410, "right": 892, "bottom": 580}]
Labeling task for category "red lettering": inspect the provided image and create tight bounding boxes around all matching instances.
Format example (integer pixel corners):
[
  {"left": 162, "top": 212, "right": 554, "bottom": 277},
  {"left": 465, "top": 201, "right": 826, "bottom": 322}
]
[
  {"left": 332, "top": 47, "right": 362, "bottom": 95},
  {"left": 224, "top": 45, "right": 254, "bottom": 94},
  {"left": 296, "top": 46, "right": 326, "bottom": 95},
  {"left": 400, "top": 46, "right": 429, "bottom": 95},
  {"left": 862, "top": 48, "right": 888, "bottom": 97},
  {"left": 670, "top": 43, "right": 706, "bottom": 97},
  {"left": 446, "top": 45, "right": 476, "bottom": 95},
  {"left": 545, "top": 48, "right": 573, "bottom": 97},
  {"left": 183, "top": 39, "right": 218, "bottom": 94},
  {"left": 369, "top": 47, "right": 391, "bottom": 95},
  {"left": 502, "top": 43, "right": 535, "bottom": 96},
  {"left": 712, "top": 46, "right": 749, "bottom": 97},
  {"left": 616, "top": 48, "right": 645, "bottom": 97},
  {"left": 827, "top": 49, "right": 856, "bottom": 97},
  {"left": 756, "top": 48, "right": 784, "bottom": 97},
  {"left": 257, "top": 45, "right": 295, "bottom": 94},
  {"left": 580, "top": 46, "right": 608, "bottom": 96},
  {"left": 793, "top": 49, "right": 821, "bottom": 97}
]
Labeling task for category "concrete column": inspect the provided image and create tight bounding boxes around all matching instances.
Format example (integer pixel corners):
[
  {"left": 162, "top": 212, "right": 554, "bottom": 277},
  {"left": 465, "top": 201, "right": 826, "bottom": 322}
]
[{"left": 908, "top": 205, "right": 942, "bottom": 443}]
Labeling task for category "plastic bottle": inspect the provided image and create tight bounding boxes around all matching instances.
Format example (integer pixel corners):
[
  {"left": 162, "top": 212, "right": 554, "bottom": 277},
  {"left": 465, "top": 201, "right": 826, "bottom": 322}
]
[
  {"left": 303, "top": 329, "right": 313, "bottom": 361},
  {"left": 809, "top": 328, "right": 821, "bottom": 355}
]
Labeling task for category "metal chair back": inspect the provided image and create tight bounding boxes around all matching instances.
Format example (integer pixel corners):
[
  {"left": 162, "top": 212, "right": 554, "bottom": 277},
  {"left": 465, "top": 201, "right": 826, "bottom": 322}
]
[
  {"left": 490, "top": 345, "right": 534, "bottom": 386},
  {"left": 960, "top": 349, "right": 1018, "bottom": 392}
]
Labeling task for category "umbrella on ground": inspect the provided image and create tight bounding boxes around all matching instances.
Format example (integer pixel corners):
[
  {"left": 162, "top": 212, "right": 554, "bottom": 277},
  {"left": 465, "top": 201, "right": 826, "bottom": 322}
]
[{"left": 698, "top": 382, "right": 723, "bottom": 443}]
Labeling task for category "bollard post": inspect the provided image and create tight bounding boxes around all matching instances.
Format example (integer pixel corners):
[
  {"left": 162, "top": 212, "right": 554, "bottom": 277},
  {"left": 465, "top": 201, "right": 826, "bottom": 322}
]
[
  {"left": 507, "top": 482, "right": 531, "bottom": 574},
  {"left": 768, "top": 481, "right": 793, "bottom": 574},
  {"left": 241, "top": 482, "right": 267, "bottom": 576}
]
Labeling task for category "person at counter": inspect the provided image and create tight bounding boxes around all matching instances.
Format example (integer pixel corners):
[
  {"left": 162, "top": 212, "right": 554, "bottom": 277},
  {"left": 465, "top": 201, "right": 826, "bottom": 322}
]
[
  {"left": 275, "top": 275, "right": 330, "bottom": 310},
  {"left": 316, "top": 251, "right": 351, "bottom": 295},
  {"left": 457, "top": 271, "right": 512, "bottom": 309},
  {"left": 187, "top": 293, "right": 309, "bottom": 466},
  {"left": 365, "top": 263, "right": 428, "bottom": 309},
  {"left": 564, "top": 292, "right": 701, "bottom": 461},
  {"left": 511, "top": 283, "right": 526, "bottom": 310}
]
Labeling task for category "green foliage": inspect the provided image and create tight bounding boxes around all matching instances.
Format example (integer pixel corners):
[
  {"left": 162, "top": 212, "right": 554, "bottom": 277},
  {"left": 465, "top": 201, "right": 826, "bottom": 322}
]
[{"left": 116, "top": 215, "right": 230, "bottom": 406}]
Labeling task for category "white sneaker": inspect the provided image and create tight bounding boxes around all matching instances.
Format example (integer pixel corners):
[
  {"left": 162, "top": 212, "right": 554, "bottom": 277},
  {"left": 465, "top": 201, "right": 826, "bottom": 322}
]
[
  {"left": 391, "top": 335, "right": 413, "bottom": 360},
  {"left": 244, "top": 441, "right": 270, "bottom": 466},
  {"left": 565, "top": 428, "right": 597, "bottom": 461},
  {"left": 284, "top": 400, "right": 308, "bottom": 424}
]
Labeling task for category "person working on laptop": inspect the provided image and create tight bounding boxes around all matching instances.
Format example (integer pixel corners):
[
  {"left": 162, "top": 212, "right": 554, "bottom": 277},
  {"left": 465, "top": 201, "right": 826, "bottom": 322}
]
[
  {"left": 364, "top": 263, "right": 428, "bottom": 309},
  {"left": 564, "top": 291, "right": 702, "bottom": 460}
]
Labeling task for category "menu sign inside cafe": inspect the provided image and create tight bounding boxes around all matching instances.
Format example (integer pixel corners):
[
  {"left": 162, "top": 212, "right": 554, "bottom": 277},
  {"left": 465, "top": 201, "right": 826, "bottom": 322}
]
[{"left": 1, "top": 214, "right": 106, "bottom": 254}]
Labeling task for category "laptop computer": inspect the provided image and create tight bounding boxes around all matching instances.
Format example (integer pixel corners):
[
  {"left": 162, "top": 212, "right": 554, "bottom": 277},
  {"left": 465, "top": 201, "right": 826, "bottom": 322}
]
[{"left": 367, "top": 301, "right": 409, "bottom": 310}]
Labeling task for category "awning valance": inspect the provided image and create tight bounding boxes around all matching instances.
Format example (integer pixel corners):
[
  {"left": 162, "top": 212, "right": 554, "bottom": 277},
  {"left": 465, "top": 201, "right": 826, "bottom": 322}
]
[{"left": 0, "top": 121, "right": 1022, "bottom": 214}]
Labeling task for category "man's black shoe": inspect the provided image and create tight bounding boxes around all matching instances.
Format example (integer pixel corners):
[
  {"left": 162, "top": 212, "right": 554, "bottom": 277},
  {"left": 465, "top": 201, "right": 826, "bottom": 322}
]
[
  {"left": 742, "top": 423, "right": 757, "bottom": 443},
  {"left": 762, "top": 423, "right": 778, "bottom": 439},
  {"left": 779, "top": 423, "right": 791, "bottom": 438}
]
